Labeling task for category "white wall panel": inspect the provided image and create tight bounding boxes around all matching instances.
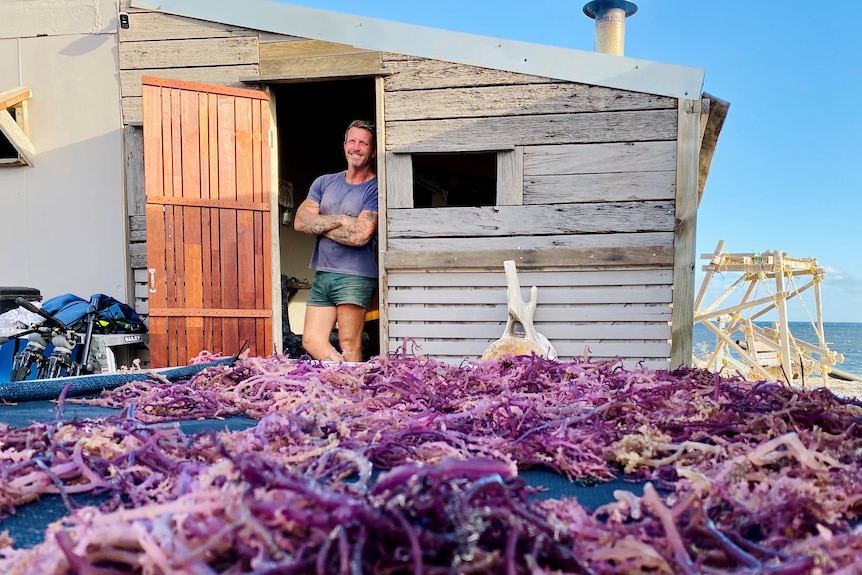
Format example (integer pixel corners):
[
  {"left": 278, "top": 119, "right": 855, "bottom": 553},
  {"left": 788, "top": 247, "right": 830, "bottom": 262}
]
[
  {"left": 1, "top": 0, "right": 118, "bottom": 39},
  {"left": 0, "top": 23, "right": 126, "bottom": 302}
]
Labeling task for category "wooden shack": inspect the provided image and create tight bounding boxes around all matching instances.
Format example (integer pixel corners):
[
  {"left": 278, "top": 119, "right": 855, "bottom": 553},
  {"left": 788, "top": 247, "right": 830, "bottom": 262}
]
[{"left": 120, "top": 0, "right": 728, "bottom": 369}]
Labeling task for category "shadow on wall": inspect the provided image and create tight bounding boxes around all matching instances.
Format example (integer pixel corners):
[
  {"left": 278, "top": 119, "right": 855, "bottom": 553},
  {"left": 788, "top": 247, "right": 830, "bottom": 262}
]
[
  {"left": 2, "top": 129, "right": 126, "bottom": 301},
  {"left": 59, "top": 32, "right": 112, "bottom": 57}
]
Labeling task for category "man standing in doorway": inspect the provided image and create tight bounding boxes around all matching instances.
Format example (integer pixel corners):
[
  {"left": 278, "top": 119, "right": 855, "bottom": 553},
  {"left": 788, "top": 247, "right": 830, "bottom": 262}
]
[{"left": 294, "top": 120, "right": 378, "bottom": 362}]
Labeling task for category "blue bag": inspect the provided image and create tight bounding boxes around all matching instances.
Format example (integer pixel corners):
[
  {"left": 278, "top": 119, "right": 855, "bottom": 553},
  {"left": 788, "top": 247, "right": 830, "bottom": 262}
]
[{"left": 39, "top": 294, "right": 147, "bottom": 333}]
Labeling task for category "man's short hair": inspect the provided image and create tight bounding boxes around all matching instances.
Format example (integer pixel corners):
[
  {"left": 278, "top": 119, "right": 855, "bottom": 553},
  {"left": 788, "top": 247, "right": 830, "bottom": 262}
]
[{"left": 345, "top": 120, "right": 375, "bottom": 146}]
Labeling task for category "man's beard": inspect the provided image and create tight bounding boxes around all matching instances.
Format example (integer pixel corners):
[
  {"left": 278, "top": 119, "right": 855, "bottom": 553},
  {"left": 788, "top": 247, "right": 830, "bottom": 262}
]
[{"left": 347, "top": 154, "right": 370, "bottom": 169}]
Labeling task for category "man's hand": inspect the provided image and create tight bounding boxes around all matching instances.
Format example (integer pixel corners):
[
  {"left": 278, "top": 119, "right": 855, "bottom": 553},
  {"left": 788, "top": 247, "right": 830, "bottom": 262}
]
[
  {"left": 294, "top": 198, "right": 345, "bottom": 235},
  {"left": 324, "top": 210, "right": 378, "bottom": 247}
]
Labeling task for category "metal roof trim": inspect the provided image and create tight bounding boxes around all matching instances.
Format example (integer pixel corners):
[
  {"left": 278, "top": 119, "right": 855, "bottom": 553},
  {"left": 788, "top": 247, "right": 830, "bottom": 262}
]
[{"left": 130, "top": 0, "right": 704, "bottom": 99}]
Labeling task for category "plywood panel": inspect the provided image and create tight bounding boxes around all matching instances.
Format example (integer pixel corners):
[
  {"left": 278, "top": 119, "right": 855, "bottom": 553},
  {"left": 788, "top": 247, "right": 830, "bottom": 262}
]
[{"left": 386, "top": 109, "right": 679, "bottom": 152}]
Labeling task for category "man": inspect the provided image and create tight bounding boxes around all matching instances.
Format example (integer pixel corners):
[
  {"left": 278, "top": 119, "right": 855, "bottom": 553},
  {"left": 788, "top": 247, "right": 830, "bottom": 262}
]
[{"left": 294, "top": 120, "right": 378, "bottom": 362}]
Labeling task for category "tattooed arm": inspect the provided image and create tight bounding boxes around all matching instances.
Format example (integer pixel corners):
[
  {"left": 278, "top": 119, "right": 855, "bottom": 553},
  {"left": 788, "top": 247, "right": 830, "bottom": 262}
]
[
  {"left": 294, "top": 198, "right": 377, "bottom": 246},
  {"left": 293, "top": 198, "right": 348, "bottom": 235},
  {"left": 323, "top": 209, "right": 378, "bottom": 246}
]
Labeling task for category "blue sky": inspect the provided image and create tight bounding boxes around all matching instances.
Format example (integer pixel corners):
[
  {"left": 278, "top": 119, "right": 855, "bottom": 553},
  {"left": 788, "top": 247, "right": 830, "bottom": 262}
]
[{"left": 282, "top": 0, "right": 862, "bottom": 322}]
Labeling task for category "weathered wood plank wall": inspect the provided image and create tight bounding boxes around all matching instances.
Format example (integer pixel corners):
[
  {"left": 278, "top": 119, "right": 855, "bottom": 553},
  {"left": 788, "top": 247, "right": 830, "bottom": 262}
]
[
  {"left": 118, "top": 9, "right": 264, "bottom": 125},
  {"left": 380, "top": 54, "right": 680, "bottom": 366}
]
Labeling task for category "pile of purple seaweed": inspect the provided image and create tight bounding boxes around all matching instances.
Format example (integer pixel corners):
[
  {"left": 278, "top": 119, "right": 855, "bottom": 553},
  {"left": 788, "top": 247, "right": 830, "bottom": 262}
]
[{"left": 1, "top": 352, "right": 861, "bottom": 574}]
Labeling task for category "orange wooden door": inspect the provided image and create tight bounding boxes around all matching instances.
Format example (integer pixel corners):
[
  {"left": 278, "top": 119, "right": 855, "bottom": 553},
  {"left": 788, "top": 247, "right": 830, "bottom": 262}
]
[{"left": 142, "top": 76, "right": 272, "bottom": 367}]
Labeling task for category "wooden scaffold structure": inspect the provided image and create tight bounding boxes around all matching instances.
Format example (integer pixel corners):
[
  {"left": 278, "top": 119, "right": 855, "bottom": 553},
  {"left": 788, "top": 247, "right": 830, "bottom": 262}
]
[{"left": 694, "top": 241, "right": 846, "bottom": 383}]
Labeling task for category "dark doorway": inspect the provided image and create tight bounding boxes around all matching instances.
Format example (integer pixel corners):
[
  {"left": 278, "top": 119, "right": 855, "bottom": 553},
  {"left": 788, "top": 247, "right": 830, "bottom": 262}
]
[
  {"left": 274, "top": 79, "right": 377, "bottom": 206},
  {"left": 412, "top": 152, "right": 497, "bottom": 208},
  {"left": 273, "top": 78, "right": 379, "bottom": 359}
]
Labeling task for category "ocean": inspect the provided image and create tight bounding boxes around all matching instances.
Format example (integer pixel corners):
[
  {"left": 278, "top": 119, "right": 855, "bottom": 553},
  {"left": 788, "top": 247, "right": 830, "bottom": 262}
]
[{"left": 693, "top": 322, "right": 862, "bottom": 377}]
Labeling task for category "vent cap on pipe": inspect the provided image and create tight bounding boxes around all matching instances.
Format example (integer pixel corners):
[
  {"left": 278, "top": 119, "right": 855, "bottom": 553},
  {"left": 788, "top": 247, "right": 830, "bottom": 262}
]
[{"left": 583, "top": 0, "right": 638, "bottom": 56}]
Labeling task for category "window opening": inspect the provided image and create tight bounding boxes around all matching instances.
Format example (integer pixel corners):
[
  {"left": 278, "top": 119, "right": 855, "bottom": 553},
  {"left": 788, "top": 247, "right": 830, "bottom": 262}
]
[
  {"left": 0, "top": 86, "right": 35, "bottom": 167},
  {"left": 412, "top": 152, "right": 496, "bottom": 207},
  {"left": 0, "top": 115, "right": 17, "bottom": 159}
]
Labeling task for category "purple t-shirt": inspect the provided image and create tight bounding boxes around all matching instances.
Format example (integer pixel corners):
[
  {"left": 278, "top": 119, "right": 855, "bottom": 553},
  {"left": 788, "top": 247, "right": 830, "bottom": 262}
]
[{"left": 307, "top": 171, "right": 379, "bottom": 278}]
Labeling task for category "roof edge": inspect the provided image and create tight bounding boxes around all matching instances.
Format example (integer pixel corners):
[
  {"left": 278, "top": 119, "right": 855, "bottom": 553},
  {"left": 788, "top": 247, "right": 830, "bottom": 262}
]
[
  {"left": 130, "top": 0, "right": 704, "bottom": 99},
  {"left": 698, "top": 93, "right": 731, "bottom": 207}
]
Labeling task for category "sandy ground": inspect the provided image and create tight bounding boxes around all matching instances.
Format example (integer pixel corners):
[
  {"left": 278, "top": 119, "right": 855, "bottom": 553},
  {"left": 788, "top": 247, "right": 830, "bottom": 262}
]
[
  {"left": 692, "top": 356, "right": 862, "bottom": 399},
  {"left": 790, "top": 376, "right": 862, "bottom": 399}
]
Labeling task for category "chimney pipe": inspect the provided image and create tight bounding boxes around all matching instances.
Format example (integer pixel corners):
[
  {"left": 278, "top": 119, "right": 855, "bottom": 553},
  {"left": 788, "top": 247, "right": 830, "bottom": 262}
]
[{"left": 583, "top": 1, "right": 638, "bottom": 56}]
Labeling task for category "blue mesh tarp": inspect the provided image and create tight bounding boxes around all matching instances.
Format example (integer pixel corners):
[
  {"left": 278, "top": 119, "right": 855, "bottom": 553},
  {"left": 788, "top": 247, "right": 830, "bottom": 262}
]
[
  {"left": 0, "top": 358, "right": 234, "bottom": 403},
  {"left": 0, "top": 403, "right": 257, "bottom": 549}
]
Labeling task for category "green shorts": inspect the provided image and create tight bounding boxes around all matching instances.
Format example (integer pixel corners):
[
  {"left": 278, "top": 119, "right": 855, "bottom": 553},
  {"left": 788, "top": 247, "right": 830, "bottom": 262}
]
[{"left": 307, "top": 272, "right": 376, "bottom": 308}]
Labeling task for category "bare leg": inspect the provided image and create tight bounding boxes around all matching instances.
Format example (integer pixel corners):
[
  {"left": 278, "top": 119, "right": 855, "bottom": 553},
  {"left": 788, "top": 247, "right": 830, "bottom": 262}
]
[
  {"left": 302, "top": 305, "right": 342, "bottom": 361},
  {"left": 335, "top": 304, "right": 367, "bottom": 362}
]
